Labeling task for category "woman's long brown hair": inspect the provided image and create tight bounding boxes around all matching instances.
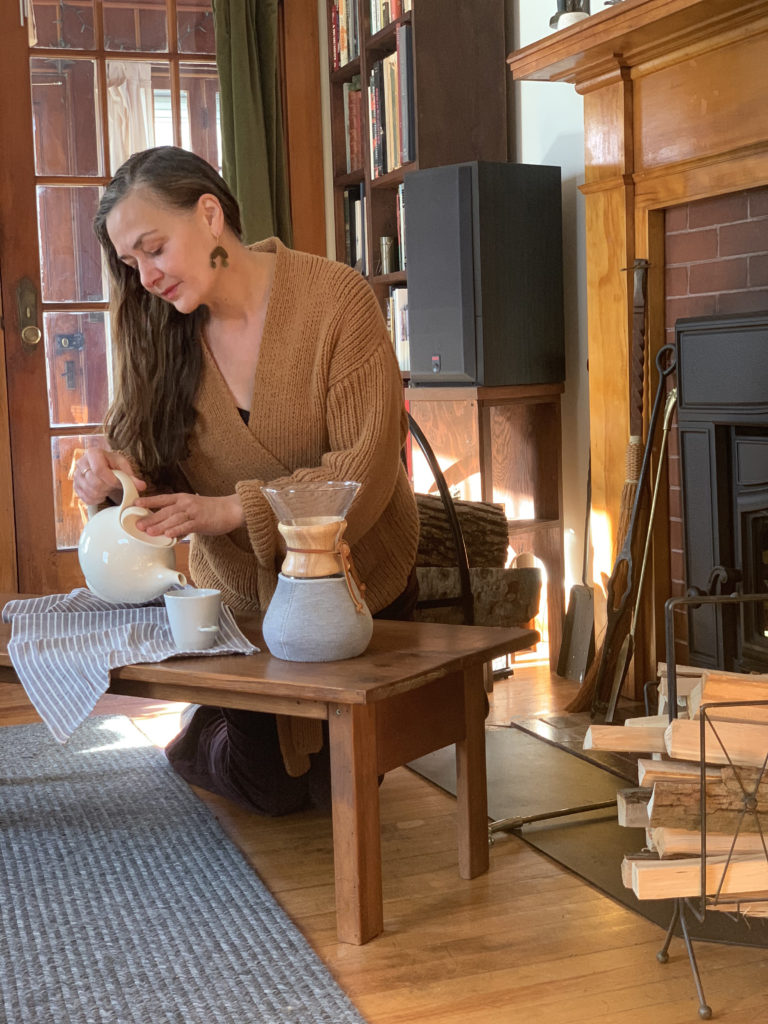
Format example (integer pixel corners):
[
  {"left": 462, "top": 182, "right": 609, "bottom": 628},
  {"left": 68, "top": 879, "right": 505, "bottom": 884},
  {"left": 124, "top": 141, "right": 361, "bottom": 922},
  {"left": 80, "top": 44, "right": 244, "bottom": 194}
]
[{"left": 93, "top": 146, "right": 242, "bottom": 487}]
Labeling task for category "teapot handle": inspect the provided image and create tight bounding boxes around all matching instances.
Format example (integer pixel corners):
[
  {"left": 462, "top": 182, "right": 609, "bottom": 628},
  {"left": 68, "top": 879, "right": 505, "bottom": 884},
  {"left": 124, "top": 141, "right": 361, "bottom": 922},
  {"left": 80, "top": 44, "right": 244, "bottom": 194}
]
[
  {"left": 84, "top": 469, "right": 138, "bottom": 521},
  {"left": 114, "top": 469, "right": 140, "bottom": 512}
]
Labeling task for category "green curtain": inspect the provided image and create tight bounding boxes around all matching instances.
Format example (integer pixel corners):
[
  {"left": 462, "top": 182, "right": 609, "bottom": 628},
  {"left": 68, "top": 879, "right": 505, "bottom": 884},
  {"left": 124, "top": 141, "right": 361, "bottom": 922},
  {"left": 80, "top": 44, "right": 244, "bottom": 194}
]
[{"left": 213, "top": 0, "right": 293, "bottom": 246}]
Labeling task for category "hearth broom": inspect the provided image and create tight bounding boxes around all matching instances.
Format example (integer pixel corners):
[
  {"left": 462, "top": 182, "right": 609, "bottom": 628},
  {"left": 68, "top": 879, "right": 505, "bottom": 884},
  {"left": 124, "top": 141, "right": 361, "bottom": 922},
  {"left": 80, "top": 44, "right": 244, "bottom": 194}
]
[{"left": 556, "top": 457, "right": 595, "bottom": 683}]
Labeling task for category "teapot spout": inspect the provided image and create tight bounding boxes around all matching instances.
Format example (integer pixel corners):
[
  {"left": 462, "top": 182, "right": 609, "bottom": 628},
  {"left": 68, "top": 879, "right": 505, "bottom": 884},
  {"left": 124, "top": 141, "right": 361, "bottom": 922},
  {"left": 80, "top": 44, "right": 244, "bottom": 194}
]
[{"left": 155, "top": 568, "right": 187, "bottom": 594}]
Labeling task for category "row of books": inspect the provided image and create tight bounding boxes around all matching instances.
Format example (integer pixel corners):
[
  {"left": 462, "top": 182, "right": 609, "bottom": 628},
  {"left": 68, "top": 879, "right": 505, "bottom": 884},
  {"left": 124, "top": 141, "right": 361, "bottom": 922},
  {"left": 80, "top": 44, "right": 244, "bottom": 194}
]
[
  {"left": 370, "top": 0, "right": 412, "bottom": 36},
  {"left": 331, "top": 0, "right": 413, "bottom": 71},
  {"left": 330, "top": 0, "right": 360, "bottom": 70},
  {"left": 368, "top": 22, "right": 414, "bottom": 178},
  {"left": 342, "top": 184, "right": 367, "bottom": 275},
  {"left": 342, "top": 183, "right": 406, "bottom": 278},
  {"left": 386, "top": 286, "right": 409, "bottom": 372}
]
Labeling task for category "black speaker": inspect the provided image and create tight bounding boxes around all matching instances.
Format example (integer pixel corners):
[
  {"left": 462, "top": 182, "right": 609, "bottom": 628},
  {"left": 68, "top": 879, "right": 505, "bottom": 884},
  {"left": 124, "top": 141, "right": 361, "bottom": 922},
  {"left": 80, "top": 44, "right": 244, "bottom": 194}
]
[{"left": 404, "top": 161, "right": 565, "bottom": 386}]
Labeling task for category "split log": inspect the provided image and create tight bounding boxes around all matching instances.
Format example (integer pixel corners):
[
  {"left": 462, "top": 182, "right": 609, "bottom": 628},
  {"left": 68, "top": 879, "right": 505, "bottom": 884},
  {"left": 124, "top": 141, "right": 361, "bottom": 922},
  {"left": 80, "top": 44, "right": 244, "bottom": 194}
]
[
  {"left": 701, "top": 669, "right": 768, "bottom": 685},
  {"left": 657, "top": 661, "right": 705, "bottom": 680},
  {"left": 625, "top": 714, "right": 672, "bottom": 728},
  {"left": 647, "top": 767, "right": 768, "bottom": 833},
  {"left": 637, "top": 757, "right": 721, "bottom": 787},
  {"left": 415, "top": 493, "right": 509, "bottom": 568},
  {"left": 707, "top": 900, "right": 768, "bottom": 918},
  {"left": 622, "top": 851, "right": 768, "bottom": 901},
  {"left": 650, "top": 826, "right": 768, "bottom": 858},
  {"left": 617, "top": 787, "right": 652, "bottom": 828},
  {"left": 657, "top": 664, "right": 703, "bottom": 708},
  {"left": 583, "top": 723, "right": 667, "bottom": 754},
  {"left": 664, "top": 718, "right": 768, "bottom": 768},
  {"left": 413, "top": 566, "right": 541, "bottom": 626},
  {"left": 688, "top": 671, "right": 768, "bottom": 724}
]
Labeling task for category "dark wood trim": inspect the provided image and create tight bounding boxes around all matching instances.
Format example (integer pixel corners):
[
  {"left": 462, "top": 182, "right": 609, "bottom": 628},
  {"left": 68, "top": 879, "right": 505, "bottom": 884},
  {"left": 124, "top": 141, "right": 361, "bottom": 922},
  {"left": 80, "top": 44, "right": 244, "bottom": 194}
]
[{"left": 282, "top": 0, "right": 326, "bottom": 256}]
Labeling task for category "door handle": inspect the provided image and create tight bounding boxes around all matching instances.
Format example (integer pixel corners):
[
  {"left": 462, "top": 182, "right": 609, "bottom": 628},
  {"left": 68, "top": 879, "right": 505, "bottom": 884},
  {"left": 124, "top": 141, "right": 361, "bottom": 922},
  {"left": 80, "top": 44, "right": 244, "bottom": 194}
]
[{"left": 17, "top": 276, "right": 41, "bottom": 349}]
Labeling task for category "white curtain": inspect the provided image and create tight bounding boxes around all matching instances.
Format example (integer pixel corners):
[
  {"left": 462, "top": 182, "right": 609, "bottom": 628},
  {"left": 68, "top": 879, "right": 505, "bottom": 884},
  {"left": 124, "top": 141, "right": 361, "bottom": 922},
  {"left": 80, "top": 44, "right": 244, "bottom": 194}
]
[{"left": 106, "top": 62, "right": 155, "bottom": 174}]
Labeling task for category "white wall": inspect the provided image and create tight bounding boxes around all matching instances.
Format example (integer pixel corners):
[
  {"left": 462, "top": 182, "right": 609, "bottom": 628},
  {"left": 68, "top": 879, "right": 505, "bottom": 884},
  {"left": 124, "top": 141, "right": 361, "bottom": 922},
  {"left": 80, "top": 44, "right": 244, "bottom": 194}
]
[{"left": 514, "top": 0, "right": 589, "bottom": 594}]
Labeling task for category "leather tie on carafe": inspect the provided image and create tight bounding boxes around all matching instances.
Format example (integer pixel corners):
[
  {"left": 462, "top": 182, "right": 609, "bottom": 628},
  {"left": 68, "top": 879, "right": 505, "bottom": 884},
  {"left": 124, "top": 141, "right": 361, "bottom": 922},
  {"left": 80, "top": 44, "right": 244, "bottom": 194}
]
[
  {"left": 337, "top": 540, "right": 366, "bottom": 614},
  {"left": 284, "top": 534, "right": 367, "bottom": 614}
]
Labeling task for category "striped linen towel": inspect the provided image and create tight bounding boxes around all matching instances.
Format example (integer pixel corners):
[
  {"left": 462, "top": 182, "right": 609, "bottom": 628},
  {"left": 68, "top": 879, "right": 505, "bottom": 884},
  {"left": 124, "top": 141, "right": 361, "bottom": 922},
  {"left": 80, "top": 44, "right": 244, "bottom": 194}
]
[{"left": 2, "top": 588, "right": 258, "bottom": 743}]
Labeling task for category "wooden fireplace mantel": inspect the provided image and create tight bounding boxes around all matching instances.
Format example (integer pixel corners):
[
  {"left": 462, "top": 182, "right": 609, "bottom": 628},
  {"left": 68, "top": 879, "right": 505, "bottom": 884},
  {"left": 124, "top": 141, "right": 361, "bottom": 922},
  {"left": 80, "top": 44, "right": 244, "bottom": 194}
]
[
  {"left": 508, "top": 0, "right": 768, "bottom": 693},
  {"left": 507, "top": 0, "right": 766, "bottom": 87}
]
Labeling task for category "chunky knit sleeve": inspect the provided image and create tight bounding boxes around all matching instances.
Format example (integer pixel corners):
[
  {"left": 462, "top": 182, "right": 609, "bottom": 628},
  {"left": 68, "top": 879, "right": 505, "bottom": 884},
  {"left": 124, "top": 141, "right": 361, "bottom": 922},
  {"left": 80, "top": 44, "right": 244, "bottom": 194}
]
[{"left": 285, "top": 271, "right": 407, "bottom": 544}]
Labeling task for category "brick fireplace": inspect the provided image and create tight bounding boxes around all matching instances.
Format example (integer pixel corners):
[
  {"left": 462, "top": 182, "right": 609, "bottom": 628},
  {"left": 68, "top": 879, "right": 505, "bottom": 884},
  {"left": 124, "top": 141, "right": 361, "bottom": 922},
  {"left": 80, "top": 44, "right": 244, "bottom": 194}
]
[
  {"left": 665, "top": 187, "right": 768, "bottom": 667},
  {"left": 508, "top": 0, "right": 768, "bottom": 693}
]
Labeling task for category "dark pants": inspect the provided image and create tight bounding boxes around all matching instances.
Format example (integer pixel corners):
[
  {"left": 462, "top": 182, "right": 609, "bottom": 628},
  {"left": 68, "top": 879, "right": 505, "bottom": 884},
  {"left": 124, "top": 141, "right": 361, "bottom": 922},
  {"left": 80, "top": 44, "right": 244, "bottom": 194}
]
[{"left": 165, "top": 570, "right": 418, "bottom": 816}]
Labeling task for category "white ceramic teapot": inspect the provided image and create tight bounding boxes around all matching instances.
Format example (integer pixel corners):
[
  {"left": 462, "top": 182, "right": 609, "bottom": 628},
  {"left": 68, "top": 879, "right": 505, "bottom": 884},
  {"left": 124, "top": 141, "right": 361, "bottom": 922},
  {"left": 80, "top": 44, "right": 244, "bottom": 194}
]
[{"left": 78, "top": 470, "right": 187, "bottom": 604}]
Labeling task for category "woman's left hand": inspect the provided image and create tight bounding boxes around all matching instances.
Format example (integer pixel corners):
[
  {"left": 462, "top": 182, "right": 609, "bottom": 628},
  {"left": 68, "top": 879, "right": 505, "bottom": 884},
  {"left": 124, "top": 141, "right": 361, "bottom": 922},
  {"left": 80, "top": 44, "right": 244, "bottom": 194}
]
[{"left": 131, "top": 492, "right": 245, "bottom": 539}]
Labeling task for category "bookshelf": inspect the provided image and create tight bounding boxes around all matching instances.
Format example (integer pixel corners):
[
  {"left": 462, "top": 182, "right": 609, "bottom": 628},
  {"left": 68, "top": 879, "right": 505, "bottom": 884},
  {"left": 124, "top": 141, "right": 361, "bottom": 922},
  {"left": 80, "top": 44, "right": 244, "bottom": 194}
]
[{"left": 325, "top": 0, "right": 508, "bottom": 338}]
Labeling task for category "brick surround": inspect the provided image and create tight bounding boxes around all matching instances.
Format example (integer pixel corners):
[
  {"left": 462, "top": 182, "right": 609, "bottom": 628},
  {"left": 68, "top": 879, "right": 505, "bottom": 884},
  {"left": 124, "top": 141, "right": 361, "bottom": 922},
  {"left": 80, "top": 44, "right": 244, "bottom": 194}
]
[{"left": 665, "top": 186, "right": 768, "bottom": 663}]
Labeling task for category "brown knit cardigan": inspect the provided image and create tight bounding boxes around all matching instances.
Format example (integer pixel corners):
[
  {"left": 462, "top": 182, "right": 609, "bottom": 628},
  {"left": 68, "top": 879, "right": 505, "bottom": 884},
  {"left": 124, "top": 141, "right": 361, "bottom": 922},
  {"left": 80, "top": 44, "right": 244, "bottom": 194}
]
[{"left": 180, "top": 238, "right": 419, "bottom": 773}]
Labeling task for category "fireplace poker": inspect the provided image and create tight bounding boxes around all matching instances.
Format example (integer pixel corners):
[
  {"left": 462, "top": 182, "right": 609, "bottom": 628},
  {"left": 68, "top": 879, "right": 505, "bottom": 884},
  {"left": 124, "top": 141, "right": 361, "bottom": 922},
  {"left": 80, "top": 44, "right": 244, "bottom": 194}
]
[
  {"left": 604, "top": 386, "right": 678, "bottom": 722},
  {"left": 589, "top": 343, "right": 677, "bottom": 718}
]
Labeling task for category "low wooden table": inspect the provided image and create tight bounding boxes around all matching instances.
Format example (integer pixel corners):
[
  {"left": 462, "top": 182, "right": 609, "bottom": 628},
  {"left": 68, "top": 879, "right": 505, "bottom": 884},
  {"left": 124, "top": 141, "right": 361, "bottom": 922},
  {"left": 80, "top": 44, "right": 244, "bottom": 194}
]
[{"left": 0, "top": 600, "right": 537, "bottom": 944}]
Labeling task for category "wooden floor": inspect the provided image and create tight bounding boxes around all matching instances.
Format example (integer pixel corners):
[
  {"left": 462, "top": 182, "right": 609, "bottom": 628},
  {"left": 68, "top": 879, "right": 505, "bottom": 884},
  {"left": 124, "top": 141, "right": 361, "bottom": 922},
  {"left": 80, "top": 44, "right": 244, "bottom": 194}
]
[{"left": 3, "top": 646, "right": 768, "bottom": 1023}]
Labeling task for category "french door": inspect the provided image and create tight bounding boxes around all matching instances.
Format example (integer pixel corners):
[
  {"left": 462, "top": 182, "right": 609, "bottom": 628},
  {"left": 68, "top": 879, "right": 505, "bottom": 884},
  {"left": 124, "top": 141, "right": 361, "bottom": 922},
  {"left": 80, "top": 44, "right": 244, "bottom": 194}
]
[{"left": 0, "top": 0, "right": 221, "bottom": 594}]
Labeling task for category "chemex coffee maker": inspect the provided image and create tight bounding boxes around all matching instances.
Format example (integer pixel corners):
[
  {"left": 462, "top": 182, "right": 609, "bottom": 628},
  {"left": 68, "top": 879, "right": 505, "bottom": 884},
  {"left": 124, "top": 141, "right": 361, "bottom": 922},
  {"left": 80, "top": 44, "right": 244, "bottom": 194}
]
[{"left": 259, "top": 480, "right": 373, "bottom": 662}]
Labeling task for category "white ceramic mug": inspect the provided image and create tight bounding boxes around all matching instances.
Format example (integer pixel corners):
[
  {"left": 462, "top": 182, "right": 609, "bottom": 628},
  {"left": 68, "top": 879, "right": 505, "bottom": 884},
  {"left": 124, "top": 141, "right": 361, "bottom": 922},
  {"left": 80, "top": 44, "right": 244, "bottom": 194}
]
[{"left": 164, "top": 588, "right": 221, "bottom": 651}]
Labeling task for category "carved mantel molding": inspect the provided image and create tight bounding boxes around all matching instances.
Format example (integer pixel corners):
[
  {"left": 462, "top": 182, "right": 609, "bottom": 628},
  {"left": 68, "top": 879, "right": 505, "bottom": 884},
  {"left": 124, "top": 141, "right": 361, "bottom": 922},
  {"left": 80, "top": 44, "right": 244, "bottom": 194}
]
[{"left": 507, "top": 0, "right": 768, "bottom": 693}]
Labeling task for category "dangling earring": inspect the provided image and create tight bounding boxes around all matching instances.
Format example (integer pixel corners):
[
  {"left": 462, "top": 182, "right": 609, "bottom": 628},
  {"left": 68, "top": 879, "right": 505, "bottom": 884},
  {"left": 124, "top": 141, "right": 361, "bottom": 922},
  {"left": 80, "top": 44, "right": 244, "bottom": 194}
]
[{"left": 209, "top": 243, "right": 229, "bottom": 269}]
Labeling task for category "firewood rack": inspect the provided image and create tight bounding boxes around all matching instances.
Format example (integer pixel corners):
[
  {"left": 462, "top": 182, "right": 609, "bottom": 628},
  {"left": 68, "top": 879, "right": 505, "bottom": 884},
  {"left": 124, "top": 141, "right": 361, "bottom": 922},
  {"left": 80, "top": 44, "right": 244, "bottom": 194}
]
[{"left": 660, "top": 591, "right": 768, "bottom": 1020}]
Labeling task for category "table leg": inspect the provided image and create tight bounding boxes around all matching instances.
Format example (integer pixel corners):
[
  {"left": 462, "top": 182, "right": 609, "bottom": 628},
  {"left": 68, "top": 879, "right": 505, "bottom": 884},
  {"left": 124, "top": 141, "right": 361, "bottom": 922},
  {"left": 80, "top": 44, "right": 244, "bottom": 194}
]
[
  {"left": 455, "top": 663, "right": 490, "bottom": 878},
  {"left": 328, "top": 701, "right": 383, "bottom": 944}
]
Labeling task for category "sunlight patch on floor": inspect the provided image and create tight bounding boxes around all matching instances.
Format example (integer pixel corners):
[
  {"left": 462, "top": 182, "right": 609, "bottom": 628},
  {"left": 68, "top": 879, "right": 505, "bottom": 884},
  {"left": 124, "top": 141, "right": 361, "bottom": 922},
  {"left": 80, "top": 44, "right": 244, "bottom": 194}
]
[{"left": 130, "top": 707, "right": 188, "bottom": 748}]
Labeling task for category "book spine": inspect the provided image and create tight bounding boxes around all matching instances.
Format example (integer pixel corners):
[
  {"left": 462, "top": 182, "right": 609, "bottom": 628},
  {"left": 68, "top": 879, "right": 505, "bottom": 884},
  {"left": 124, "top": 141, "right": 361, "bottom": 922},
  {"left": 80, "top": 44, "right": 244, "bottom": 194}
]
[
  {"left": 339, "top": 0, "right": 348, "bottom": 65},
  {"left": 343, "top": 82, "right": 352, "bottom": 173},
  {"left": 349, "top": 0, "right": 359, "bottom": 59},
  {"left": 343, "top": 188, "right": 352, "bottom": 266},
  {"left": 397, "top": 23, "right": 414, "bottom": 164},
  {"left": 396, "top": 181, "right": 406, "bottom": 270},
  {"left": 347, "top": 78, "right": 363, "bottom": 172},
  {"left": 368, "top": 68, "right": 377, "bottom": 179},
  {"left": 360, "top": 179, "right": 367, "bottom": 275},
  {"left": 331, "top": 2, "right": 340, "bottom": 71}
]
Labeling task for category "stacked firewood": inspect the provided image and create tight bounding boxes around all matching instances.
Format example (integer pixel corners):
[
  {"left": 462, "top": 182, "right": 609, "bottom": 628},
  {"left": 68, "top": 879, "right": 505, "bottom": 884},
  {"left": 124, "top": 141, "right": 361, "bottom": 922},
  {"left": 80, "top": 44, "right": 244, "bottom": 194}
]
[
  {"left": 412, "top": 493, "right": 541, "bottom": 626},
  {"left": 585, "top": 665, "right": 768, "bottom": 916}
]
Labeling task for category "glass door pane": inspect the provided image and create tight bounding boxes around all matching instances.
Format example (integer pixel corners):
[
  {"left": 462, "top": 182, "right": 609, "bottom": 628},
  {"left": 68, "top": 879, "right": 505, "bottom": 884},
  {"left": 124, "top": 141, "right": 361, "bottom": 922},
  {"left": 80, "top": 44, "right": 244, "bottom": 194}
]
[{"left": 31, "top": 0, "right": 218, "bottom": 552}]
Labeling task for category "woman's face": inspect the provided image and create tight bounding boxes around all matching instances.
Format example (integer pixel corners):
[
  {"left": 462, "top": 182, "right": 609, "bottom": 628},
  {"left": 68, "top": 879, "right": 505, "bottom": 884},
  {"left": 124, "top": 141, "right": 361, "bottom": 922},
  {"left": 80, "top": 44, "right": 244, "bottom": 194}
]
[{"left": 106, "top": 188, "right": 220, "bottom": 314}]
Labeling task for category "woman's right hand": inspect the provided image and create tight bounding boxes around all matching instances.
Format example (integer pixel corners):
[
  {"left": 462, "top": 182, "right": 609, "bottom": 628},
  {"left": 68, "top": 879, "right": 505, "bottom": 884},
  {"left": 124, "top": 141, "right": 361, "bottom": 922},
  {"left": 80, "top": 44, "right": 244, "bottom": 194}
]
[{"left": 72, "top": 449, "right": 147, "bottom": 508}]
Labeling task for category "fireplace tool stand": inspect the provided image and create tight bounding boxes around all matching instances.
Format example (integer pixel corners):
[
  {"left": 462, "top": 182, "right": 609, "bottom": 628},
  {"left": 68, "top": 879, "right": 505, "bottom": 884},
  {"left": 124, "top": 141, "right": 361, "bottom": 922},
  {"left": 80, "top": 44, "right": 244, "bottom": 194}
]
[{"left": 659, "top": 590, "right": 768, "bottom": 1020}]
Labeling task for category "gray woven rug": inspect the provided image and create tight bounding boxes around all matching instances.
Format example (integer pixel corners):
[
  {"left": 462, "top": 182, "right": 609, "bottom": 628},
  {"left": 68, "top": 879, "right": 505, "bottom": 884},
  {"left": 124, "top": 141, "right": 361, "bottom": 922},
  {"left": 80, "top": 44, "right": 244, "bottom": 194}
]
[{"left": 0, "top": 716, "right": 367, "bottom": 1024}]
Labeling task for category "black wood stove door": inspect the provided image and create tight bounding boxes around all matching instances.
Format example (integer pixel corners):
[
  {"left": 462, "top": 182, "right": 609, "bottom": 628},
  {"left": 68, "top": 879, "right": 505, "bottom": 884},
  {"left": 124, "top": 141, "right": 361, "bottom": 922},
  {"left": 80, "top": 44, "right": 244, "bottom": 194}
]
[{"left": 677, "top": 311, "right": 768, "bottom": 673}]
